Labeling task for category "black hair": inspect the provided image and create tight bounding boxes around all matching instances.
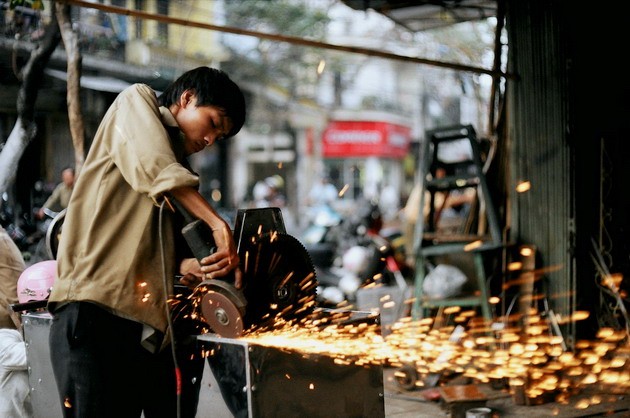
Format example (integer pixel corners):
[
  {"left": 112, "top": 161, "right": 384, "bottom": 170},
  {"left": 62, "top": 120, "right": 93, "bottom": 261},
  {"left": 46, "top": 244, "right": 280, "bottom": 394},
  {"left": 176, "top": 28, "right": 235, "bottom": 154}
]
[{"left": 158, "top": 67, "right": 246, "bottom": 138}]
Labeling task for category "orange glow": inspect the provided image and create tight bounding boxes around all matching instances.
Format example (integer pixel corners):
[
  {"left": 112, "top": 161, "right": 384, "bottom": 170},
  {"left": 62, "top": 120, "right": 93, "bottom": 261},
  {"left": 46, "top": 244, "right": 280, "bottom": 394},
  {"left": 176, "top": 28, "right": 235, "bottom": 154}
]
[
  {"left": 602, "top": 273, "right": 623, "bottom": 290},
  {"left": 516, "top": 181, "right": 531, "bottom": 193},
  {"left": 508, "top": 261, "right": 523, "bottom": 271},
  {"left": 520, "top": 247, "right": 534, "bottom": 257},
  {"left": 464, "top": 240, "right": 482, "bottom": 251}
]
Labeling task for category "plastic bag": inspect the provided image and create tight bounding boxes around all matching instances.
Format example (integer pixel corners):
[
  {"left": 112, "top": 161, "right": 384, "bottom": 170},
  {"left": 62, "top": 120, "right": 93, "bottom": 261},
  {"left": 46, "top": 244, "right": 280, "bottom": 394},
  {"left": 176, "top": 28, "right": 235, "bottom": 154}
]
[{"left": 422, "top": 264, "right": 467, "bottom": 299}]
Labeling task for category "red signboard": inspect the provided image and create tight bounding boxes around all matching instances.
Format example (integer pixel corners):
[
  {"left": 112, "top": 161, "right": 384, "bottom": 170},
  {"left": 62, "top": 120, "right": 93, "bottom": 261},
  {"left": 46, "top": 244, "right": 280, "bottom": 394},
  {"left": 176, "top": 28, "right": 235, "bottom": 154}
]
[{"left": 322, "top": 120, "right": 411, "bottom": 158}]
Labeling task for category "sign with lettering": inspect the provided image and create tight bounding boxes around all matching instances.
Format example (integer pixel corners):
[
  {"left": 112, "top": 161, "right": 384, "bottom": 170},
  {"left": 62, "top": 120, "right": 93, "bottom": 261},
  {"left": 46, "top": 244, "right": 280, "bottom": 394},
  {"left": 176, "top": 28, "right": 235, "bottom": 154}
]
[{"left": 322, "top": 120, "right": 411, "bottom": 158}]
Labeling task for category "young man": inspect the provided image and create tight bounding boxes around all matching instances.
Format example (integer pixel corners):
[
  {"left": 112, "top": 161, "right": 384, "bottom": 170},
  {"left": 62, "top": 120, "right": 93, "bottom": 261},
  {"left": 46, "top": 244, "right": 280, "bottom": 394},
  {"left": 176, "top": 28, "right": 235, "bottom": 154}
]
[{"left": 47, "top": 67, "right": 246, "bottom": 418}]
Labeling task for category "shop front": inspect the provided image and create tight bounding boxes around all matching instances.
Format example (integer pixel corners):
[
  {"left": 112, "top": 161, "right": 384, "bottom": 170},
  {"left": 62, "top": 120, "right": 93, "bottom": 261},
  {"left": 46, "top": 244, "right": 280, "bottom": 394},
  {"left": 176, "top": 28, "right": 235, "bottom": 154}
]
[{"left": 321, "top": 118, "right": 411, "bottom": 214}]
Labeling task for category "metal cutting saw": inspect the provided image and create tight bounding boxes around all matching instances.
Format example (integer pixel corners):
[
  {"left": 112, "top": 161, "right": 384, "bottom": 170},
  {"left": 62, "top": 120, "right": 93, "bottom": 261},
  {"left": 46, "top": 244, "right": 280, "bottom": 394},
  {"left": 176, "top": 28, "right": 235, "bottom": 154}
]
[
  {"left": 174, "top": 205, "right": 318, "bottom": 339},
  {"left": 46, "top": 203, "right": 318, "bottom": 339}
]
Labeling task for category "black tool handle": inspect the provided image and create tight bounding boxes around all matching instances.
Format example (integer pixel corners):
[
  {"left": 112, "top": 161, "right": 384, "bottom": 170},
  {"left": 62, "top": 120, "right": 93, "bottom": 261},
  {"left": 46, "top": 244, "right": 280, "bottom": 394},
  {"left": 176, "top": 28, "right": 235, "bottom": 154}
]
[
  {"left": 167, "top": 195, "right": 217, "bottom": 262},
  {"left": 181, "top": 219, "right": 217, "bottom": 263},
  {"left": 168, "top": 195, "right": 235, "bottom": 285},
  {"left": 10, "top": 299, "right": 48, "bottom": 313}
]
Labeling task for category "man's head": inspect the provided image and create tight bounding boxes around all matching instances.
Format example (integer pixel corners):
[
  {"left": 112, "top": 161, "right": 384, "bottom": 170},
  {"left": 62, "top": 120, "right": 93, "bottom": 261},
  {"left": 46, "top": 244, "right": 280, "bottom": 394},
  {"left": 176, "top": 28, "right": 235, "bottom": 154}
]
[
  {"left": 159, "top": 67, "right": 246, "bottom": 155},
  {"left": 62, "top": 167, "right": 75, "bottom": 187}
]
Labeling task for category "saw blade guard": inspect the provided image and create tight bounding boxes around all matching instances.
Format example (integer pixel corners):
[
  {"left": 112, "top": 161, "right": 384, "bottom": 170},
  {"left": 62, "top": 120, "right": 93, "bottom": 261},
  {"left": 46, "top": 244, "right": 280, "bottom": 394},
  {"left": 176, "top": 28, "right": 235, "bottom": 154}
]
[
  {"left": 193, "top": 208, "right": 318, "bottom": 336},
  {"left": 239, "top": 232, "right": 318, "bottom": 331}
]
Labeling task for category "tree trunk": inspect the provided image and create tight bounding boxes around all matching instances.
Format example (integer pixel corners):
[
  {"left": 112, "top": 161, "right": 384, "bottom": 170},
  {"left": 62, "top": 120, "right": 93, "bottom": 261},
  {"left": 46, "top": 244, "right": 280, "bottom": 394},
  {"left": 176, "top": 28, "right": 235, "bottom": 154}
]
[
  {"left": 0, "top": 7, "right": 62, "bottom": 195},
  {"left": 55, "top": 1, "right": 86, "bottom": 176}
]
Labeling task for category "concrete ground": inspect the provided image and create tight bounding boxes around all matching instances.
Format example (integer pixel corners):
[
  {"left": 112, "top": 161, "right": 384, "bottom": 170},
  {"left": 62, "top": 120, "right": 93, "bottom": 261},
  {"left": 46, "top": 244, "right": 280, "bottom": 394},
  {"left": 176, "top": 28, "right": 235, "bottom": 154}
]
[
  {"left": 194, "top": 358, "right": 629, "bottom": 418},
  {"left": 382, "top": 367, "right": 630, "bottom": 418}
]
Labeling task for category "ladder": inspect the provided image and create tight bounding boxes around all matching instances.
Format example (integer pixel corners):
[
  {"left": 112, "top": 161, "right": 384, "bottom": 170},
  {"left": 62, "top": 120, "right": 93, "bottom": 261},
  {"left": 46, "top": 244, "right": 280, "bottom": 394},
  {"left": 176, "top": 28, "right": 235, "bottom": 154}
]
[{"left": 410, "top": 124, "right": 502, "bottom": 321}]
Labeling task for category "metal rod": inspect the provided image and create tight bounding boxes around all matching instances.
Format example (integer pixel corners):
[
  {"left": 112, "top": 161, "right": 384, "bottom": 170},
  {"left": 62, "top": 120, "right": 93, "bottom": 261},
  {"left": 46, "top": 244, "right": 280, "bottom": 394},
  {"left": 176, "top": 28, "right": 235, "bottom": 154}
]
[{"left": 60, "top": 0, "right": 516, "bottom": 80}]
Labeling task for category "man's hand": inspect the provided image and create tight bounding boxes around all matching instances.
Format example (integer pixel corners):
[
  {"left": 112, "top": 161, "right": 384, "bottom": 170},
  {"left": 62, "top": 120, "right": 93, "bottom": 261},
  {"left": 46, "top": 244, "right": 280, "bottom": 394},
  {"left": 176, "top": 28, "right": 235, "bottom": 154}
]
[
  {"left": 178, "top": 258, "right": 203, "bottom": 289},
  {"left": 199, "top": 226, "right": 242, "bottom": 288},
  {"left": 168, "top": 186, "right": 243, "bottom": 288}
]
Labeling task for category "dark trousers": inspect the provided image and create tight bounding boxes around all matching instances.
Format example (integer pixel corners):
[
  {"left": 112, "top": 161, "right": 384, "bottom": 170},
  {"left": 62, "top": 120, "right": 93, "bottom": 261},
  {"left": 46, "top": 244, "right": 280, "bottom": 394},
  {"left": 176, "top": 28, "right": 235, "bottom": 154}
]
[{"left": 49, "top": 302, "right": 204, "bottom": 418}]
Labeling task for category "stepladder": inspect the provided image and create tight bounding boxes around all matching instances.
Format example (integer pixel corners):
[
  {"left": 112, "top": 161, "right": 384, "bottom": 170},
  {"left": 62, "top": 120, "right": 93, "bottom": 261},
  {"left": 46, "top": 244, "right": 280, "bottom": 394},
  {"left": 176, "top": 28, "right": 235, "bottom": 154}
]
[{"left": 410, "top": 124, "right": 502, "bottom": 322}]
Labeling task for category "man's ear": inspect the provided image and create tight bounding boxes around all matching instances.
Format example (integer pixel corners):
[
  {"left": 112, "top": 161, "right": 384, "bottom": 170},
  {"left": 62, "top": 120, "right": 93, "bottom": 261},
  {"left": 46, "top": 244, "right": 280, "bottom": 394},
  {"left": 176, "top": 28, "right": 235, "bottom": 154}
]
[{"left": 179, "top": 90, "right": 196, "bottom": 108}]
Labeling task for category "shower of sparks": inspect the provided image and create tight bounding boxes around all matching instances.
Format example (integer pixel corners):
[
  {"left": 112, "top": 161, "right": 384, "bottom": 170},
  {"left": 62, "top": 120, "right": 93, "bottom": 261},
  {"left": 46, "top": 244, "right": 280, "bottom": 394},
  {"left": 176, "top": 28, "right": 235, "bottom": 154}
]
[
  {"left": 168, "top": 223, "right": 629, "bottom": 411},
  {"left": 177, "top": 291, "right": 629, "bottom": 410},
  {"left": 233, "top": 303, "right": 628, "bottom": 407}
]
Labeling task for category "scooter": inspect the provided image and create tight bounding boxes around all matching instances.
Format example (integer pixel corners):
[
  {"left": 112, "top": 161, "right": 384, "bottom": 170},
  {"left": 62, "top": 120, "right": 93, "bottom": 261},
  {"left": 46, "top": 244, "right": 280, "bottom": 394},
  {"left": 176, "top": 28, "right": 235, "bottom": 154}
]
[{"left": 301, "top": 200, "right": 412, "bottom": 309}]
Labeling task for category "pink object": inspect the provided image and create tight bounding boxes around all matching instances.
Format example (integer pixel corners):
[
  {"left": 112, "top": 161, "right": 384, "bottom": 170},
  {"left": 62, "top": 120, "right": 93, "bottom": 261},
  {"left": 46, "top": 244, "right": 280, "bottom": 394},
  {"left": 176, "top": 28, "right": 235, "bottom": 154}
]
[{"left": 17, "top": 260, "right": 57, "bottom": 303}]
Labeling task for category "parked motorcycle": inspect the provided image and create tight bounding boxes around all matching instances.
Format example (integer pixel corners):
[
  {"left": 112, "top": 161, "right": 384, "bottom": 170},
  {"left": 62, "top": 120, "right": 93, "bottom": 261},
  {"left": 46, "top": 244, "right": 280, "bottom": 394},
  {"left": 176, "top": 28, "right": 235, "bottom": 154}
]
[
  {"left": 301, "top": 200, "right": 412, "bottom": 309},
  {"left": 1, "top": 199, "right": 57, "bottom": 264}
]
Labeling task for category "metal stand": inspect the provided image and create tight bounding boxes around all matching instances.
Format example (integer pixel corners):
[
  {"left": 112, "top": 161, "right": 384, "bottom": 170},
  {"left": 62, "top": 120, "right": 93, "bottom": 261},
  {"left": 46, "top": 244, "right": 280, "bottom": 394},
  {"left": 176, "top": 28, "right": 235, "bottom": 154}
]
[{"left": 411, "top": 124, "right": 501, "bottom": 321}]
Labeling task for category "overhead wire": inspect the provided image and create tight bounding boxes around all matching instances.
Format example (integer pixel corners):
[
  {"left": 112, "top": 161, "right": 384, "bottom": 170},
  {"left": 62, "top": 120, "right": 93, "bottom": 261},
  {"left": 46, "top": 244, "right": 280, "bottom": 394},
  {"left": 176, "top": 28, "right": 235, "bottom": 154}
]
[{"left": 59, "top": 0, "right": 515, "bottom": 80}]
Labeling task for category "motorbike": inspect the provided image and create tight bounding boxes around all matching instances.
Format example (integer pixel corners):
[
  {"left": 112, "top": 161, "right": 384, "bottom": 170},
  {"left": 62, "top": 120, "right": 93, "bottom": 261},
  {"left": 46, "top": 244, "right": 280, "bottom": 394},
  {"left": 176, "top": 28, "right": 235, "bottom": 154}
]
[
  {"left": 301, "top": 200, "right": 412, "bottom": 309},
  {"left": 1, "top": 195, "right": 58, "bottom": 264}
]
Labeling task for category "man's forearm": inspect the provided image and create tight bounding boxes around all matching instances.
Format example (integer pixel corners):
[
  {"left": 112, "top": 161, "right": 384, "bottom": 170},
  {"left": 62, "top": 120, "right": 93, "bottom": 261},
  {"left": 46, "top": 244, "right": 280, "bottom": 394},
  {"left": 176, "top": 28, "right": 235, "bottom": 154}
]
[{"left": 168, "top": 186, "right": 228, "bottom": 231}]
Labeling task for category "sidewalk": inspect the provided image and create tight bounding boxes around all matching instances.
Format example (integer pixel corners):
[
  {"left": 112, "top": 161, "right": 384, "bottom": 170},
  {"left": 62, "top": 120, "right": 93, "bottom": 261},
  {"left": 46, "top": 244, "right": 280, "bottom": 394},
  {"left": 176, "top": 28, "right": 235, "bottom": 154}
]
[{"left": 382, "top": 367, "right": 630, "bottom": 417}]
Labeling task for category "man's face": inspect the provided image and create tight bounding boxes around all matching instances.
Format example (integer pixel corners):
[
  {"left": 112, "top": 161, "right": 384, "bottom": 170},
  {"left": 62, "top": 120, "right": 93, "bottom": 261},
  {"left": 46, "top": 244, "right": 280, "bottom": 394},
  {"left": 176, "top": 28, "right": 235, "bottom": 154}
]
[
  {"left": 62, "top": 169, "right": 74, "bottom": 186},
  {"left": 174, "top": 92, "right": 234, "bottom": 156}
]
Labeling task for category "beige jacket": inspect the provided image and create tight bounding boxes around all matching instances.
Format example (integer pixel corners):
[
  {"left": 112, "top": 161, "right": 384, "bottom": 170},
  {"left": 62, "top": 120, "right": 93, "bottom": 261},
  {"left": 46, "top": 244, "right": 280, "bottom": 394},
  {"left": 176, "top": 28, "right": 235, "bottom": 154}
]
[
  {"left": 48, "top": 84, "right": 199, "bottom": 344},
  {"left": 0, "top": 227, "right": 25, "bottom": 329}
]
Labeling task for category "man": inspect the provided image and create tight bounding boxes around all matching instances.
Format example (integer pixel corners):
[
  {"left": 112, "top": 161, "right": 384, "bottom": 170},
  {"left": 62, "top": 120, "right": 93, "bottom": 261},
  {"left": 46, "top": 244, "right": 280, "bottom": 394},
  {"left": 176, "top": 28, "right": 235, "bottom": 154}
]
[
  {"left": 37, "top": 166, "right": 75, "bottom": 218},
  {"left": 47, "top": 67, "right": 246, "bottom": 418},
  {"left": 307, "top": 175, "right": 338, "bottom": 207}
]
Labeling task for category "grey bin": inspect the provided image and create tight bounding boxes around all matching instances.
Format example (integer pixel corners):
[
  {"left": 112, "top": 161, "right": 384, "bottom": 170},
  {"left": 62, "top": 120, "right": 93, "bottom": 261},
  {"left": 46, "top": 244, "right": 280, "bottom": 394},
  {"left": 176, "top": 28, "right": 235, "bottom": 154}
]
[{"left": 22, "top": 312, "right": 64, "bottom": 418}]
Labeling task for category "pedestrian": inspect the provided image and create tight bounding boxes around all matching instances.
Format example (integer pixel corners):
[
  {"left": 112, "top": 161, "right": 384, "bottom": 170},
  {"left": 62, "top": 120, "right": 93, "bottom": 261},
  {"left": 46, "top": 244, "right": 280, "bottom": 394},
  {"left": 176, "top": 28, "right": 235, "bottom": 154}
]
[
  {"left": 253, "top": 175, "right": 286, "bottom": 208},
  {"left": 47, "top": 66, "right": 246, "bottom": 418},
  {"left": 0, "top": 224, "right": 32, "bottom": 418},
  {"left": 252, "top": 179, "right": 272, "bottom": 208},
  {"left": 37, "top": 166, "right": 75, "bottom": 219},
  {"left": 263, "top": 175, "right": 286, "bottom": 208},
  {"left": 307, "top": 175, "right": 338, "bottom": 207}
]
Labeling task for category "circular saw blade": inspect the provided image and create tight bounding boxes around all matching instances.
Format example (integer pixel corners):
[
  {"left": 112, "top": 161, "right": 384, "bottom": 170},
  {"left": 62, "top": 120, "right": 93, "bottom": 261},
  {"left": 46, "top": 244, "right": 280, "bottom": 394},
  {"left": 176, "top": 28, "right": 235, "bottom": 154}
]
[
  {"left": 239, "top": 233, "right": 318, "bottom": 330},
  {"left": 200, "top": 289, "right": 245, "bottom": 338}
]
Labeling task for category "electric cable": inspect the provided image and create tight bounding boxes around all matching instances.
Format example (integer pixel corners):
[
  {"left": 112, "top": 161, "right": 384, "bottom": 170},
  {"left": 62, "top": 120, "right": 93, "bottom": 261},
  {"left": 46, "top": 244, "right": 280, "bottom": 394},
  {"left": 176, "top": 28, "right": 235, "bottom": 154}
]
[{"left": 159, "top": 200, "right": 182, "bottom": 418}]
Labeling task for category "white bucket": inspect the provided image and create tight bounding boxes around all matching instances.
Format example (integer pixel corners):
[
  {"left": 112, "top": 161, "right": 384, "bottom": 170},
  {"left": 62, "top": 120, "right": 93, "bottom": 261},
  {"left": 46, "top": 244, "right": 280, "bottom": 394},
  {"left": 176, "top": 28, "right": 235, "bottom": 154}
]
[{"left": 466, "top": 407, "right": 492, "bottom": 418}]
